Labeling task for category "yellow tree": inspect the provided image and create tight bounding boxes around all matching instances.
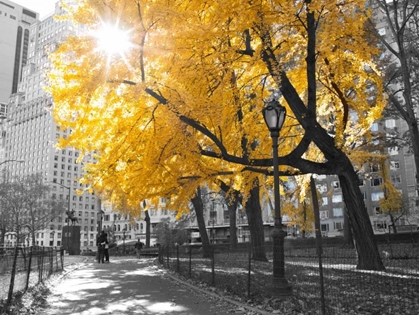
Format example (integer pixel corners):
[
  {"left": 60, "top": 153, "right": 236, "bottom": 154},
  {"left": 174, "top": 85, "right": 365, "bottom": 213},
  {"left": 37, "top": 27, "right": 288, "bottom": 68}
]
[
  {"left": 281, "top": 178, "right": 316, "bottom": 238},
  {"left": 47, "top": 0, "right": 387, "bottom": 270},
  {"left": 379, "top": 157, "right": 403, "bottom": 233}
]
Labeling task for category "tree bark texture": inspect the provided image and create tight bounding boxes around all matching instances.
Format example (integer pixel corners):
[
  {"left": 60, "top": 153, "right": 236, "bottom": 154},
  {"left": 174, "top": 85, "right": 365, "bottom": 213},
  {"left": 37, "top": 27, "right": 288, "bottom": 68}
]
[
  {"left": 191, "top": 187, "right": 212, "bottom": 258},
  {"left": 339, "top": 171, "right": 385, "bottom": 270},
  {"left": 244, "top": 178, "right": 268, "bottom": 261}
]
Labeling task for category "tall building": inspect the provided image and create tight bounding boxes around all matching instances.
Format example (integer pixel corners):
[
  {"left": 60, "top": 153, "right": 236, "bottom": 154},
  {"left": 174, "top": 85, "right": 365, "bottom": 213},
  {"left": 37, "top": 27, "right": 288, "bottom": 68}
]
[
  {"left": 0, "top": 0, "right": 37, "bottom": 104},
  {"left": 3, "top": 1, "right": 101, "bottom": 249}
]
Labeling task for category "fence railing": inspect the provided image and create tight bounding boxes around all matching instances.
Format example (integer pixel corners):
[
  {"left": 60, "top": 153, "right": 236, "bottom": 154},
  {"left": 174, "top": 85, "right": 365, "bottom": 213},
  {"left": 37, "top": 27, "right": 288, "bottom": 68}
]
[
  {"left": 158, "top": 240, "right": 419, "bottom": 315},
  {"left": 0, "top": 245, "right": 64, "bottom": 312}
]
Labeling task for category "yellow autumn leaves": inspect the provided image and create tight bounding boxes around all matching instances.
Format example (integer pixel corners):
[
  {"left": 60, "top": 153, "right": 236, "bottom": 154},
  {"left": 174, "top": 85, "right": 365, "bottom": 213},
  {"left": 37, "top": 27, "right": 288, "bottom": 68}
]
[{"left": 47, "top": 0, "right": 386, "bottom": 218}]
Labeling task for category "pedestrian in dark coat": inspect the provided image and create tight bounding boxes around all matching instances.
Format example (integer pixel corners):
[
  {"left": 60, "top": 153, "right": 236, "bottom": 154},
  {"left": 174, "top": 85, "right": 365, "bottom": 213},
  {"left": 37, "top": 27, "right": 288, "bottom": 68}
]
[{"left": 96, "top": 231, "right": 108, "bottom": 263}]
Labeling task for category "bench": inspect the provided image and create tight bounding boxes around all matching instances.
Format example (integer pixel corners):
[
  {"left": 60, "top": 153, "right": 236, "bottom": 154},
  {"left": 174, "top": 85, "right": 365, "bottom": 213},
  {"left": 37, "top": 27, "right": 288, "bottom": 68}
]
[{"left": 140, "top": 248, "right": 159, "bottom": 257}]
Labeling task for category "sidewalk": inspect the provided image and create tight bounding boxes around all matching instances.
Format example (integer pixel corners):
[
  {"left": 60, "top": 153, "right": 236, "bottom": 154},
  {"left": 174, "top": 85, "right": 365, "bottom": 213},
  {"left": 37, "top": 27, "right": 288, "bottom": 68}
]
[{"left": 38, "top": 257, "right": 255, "bottom": 315}]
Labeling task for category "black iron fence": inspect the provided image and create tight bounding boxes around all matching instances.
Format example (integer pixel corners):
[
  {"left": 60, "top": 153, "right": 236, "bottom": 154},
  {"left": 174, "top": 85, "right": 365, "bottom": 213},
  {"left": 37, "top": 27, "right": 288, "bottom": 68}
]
[
  {"left": 0, "top": 246, "right": 64, "bottom": 312},
  {"left": 158, "top": 240, "right": 418, "bottom": 315}
]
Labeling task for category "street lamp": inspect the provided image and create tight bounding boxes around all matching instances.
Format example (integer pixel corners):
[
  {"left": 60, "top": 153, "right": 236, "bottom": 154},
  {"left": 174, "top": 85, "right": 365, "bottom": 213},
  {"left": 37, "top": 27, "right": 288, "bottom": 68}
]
[{"left": 262, "top": 99, "right": 292, "bottom": 294}]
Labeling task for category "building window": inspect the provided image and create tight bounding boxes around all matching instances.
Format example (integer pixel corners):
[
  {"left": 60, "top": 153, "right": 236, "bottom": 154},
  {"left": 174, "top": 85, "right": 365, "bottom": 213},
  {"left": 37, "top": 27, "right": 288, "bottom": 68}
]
[
  {"left": 369, "top": 164, "right": 380, "bottom": 172},
  {"left": 334, "top": 222, "right": 343, "bottom": 230},
  {"left": 374, "top": 206, "right": 381, "bottom": 215},
  {"left": 374, "top": 221, "right": 387, "bottom": 231},
  {"left": 322, "top": 197, "right": 328, "bottom": 206},
  {"left": 332, "top": 208, "right": 343, "bottom": 217},
  {"left": 321, "top": 224, "right": 329, "bottom": 232},
  {"left": 317, "top": 184, "right": 327, "bottom": 193},
  {"left": 371, "top": 192, "right": 384, "bottom": 201},
  {"left": 332, "top": 195, "right": 343, "bottom": 203},
  {"left": 370, "top": 178, "right": 383, "bottom": 187},
  {"left": 388, "top": 147, "right": 399, "bottom": 155},
  {"left": 391, "top": 175, "right": 401, "bottom": 184},
  {"left": 390, "top": 161, "right": 400, "bottom": 170},
  {"left": 331, "top": 181, "right": 340, "bottom": 189},
  {"left": 378, "top": 27, "right": 386, "bottom": 36},
  {"left": 320, "top": 211, "right": 329, "bottom": 220},
  {"left": 385, "top": 119, "right": 395, "bottom": 128}
]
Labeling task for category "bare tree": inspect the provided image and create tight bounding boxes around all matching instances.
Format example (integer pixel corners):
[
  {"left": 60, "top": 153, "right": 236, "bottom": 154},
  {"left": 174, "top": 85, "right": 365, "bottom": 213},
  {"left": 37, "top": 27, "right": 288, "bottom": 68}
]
[
  {"left": 0, "top": 174, "right": 64, "bottom": 246},
  {"left": 369, "top": 0, "right": 419, "bottom": 181}
]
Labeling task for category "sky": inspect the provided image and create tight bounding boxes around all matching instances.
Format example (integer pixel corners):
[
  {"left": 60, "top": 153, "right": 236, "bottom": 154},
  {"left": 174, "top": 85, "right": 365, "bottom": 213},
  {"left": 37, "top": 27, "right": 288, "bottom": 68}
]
[{"left": 12, "top": 0, "right": 59, "bottom": 19}]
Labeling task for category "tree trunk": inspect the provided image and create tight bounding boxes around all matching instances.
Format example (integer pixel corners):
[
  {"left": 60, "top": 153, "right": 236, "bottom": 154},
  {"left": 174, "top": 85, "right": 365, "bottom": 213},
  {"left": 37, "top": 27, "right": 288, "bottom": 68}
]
[
  {"left": 217, "top": 181, "right": 240, "bottom": 250},
  {"left": 144, "top": 210, "right": 150, "bottom": 248},
  {"left": 339, "top": 170, "right": 385, "bottom": 270},
  {"left": 343, "top": 207, "right": 354, "bottom": 247},
  {"left": 191, "top": 187, "right": 212, "bottom": 258},
  {"left": 244, "top": 178, "right": 267, "bottom": 261},
  {"left": 389, "top": 212, "right": 398, "bottom": 234}
]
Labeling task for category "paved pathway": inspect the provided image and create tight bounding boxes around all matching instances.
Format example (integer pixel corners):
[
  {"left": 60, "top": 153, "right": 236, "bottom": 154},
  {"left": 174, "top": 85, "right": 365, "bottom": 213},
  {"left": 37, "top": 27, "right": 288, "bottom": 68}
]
[{"left": 38, "top": 258, "right": 251, "bottom": 315}]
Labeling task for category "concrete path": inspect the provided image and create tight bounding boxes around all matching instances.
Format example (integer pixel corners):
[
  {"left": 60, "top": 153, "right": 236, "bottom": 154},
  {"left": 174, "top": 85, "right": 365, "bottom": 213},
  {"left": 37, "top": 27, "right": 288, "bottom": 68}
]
[{"left": 38, "top": 258, "right": 252, "bottom": 315}]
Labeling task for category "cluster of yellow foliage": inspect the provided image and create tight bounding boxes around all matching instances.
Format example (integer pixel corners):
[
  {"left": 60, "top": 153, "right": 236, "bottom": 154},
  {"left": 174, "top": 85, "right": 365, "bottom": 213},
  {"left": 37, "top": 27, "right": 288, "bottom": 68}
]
[{"left": 47, "top": 0, "right": 387, "bottom": 218}]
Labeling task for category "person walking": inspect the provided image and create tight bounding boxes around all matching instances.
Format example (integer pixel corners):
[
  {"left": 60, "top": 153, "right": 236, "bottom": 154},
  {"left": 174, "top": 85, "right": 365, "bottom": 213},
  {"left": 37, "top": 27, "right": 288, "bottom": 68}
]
[
  {"left": 96, "top": 231, "right": 107, "bottom": 263},
  {"left": 135, "top": 239, "right": 143, "bottom": 259},
  {"left": 104, "top": 233, "right": 110, "bottom": 263}
]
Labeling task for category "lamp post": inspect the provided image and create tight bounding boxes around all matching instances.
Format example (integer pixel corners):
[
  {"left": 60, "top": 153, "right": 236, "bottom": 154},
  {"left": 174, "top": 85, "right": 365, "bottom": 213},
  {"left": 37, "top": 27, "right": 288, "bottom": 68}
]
[{"left": 262, "top": 99, "right": 292, "bottom": 294}]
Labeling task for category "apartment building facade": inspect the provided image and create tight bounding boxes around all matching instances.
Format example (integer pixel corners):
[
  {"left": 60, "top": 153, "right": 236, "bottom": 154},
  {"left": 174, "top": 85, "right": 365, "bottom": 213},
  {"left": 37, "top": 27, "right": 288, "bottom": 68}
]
[
  {"left": 1, "top": 1, "right": 103, "bottom": 250},
  {"left": 0, "top": 0, "right": 38, "bottom": 104}
]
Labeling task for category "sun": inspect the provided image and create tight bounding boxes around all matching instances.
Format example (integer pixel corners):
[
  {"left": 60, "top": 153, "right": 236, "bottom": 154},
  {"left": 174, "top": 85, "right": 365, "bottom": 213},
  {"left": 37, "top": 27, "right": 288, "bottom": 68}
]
[{"left": 93, "top": 22, "right": 132, "bottom": 57}]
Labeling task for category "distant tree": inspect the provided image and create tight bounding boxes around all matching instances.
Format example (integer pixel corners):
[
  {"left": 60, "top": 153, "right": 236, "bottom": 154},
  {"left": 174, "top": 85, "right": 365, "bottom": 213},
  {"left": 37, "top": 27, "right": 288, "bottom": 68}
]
[
  {"left": 368, "top": 0, "right": 419, "bottom": 180},
  {"left": 277, "top": 176, "right": 316, "bottom": 238},
  {"left": 0, "top": 174, "right": 64, "bottom": 245},
  {"left": 155, "top": 218, "right": 188, "bottom": 249}
]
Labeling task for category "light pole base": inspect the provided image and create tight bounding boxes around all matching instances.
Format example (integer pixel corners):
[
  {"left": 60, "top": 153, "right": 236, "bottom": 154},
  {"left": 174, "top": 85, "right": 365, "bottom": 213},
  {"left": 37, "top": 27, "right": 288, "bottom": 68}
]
[{"left": 266, "top": 277, "right": 293, "bottom": 296}]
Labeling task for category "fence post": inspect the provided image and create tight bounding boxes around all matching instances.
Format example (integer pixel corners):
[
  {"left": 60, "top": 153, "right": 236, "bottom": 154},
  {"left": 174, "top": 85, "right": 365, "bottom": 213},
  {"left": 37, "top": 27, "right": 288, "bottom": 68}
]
[
  {"left": 49, "top": 247, "right": 54, "bottom": 275},
  {"left": 25, "top": 246, "right": 33, "bottom": 292},
  {"left": 39, "top": 247, "right": 44, "bottom": 283},
  {"left": 189, "top": 246, "right": 192, "bottom": 278},
  {"left": 310, "top": 176, "right": 326, "bottom": 315},
  {"left": 60, "top": 246, "right": 64, "bottom": 270},
  {"left": 6, "top": 246, "right": 19, "bottom": 309},
  {"left": 211, "top": 247, "right": 215, "bottom": 286},
  {"left": 247, "top": 243, "right": 251, "bottom": 299}
]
